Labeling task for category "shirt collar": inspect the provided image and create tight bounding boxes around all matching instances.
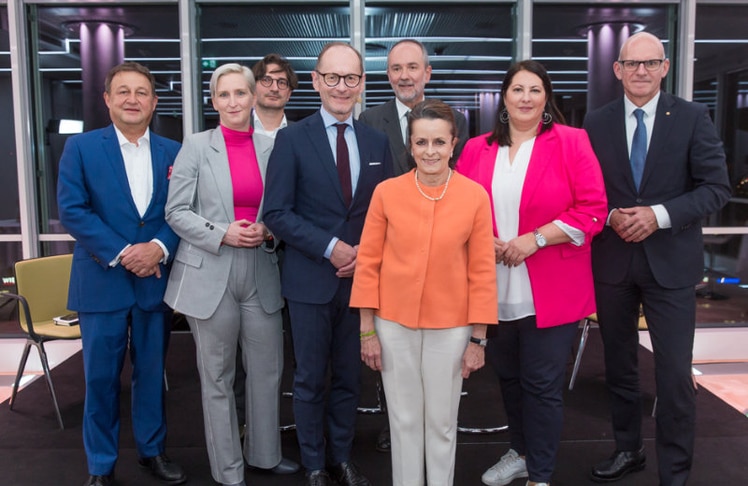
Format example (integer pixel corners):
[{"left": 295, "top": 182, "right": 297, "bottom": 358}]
[
  {"left": 253, "top": 111, "right": 288, "bottom": 132},
  {"left": 395, "top": 97, "right": 413, "bottom": 119},
  {"left": 624, "top": 91, "right": 660, "bottom": 119},
  {"left": 320, "top": 107, "right": 353, "bottom": 129},
  {"left": 113, "top": 124, "right": 150, "bottom": 147}
]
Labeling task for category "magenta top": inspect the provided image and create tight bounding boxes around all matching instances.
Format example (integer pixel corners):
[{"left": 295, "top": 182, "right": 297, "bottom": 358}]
[{"left": 221, "top": 124, "right": 263, "bottom": 223}]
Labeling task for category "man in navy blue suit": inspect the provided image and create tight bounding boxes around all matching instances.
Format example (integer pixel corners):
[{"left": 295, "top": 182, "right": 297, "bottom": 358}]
[
  {"left": 57, "top": 62, "right": 186, "bottom": 486},
  {"left": 584, "top": 32, "right": 730, "bottom": 486},
  {"left": 263, "top": 42, "right": 392, "bottom": 486}
]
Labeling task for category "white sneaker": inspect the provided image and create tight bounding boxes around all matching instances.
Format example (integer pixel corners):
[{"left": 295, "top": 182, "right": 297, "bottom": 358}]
[
  {"left": 481, "top": 449, "right": 529, "bottom": 486},
  {"left": 526, "top": 483, "right": 549, "bottom": 486}
]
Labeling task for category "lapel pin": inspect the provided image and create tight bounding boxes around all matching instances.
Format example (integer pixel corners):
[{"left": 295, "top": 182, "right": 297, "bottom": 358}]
[{"left": 666, "top": 112, "right": 671, "bottom": 116}]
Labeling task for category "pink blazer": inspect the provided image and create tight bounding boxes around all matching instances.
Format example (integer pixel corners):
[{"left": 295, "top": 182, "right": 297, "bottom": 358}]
[{"left": 456, "top": 124, "right": 608, "bottom": 328}]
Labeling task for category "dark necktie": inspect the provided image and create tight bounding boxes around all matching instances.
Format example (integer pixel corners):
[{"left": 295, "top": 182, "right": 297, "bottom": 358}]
[
  {"left": 335, "top": 123, "right": 352, "bottom": 206},
  {"left": 630, "top": 108, "right": 647, "bottom": 190}
]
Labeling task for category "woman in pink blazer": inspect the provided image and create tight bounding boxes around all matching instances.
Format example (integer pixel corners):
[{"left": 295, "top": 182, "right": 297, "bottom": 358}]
[{"left": 456, "top": 60, "right": 607, "bottom": 486}]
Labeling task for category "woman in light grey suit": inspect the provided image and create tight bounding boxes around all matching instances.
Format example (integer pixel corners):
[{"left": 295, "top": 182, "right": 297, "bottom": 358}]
[{"left": 164, "top": 63, "right": 298, "bottom": 486}]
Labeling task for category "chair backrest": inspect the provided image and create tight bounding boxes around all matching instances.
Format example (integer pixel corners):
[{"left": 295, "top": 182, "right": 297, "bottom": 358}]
[{"left": 14, "top": 254, "right": 73, "bottom": 333}]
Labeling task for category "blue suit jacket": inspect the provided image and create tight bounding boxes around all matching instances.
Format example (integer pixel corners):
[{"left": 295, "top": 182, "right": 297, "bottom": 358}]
[
  {"left": 263, "top": 111, "right": 393, "bottom": 304},
  {"left": 57, "top": 124, "right": 181, "bottom": 312},
  {"left": 584, "top": 92, "right": 731, "bottom": 289}
]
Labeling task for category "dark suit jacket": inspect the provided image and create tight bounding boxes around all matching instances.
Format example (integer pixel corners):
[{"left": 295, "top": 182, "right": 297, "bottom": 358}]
[
  {"left": 583, "top": 92, "right": 730, "bottom": 289},
  {"left": 57, "top": 124, "right": 181, "bottom": 312},
  {"left": 263, "top": 110, "right": 393, "bottom": 304},
  {"left": 359, "top": 99, "right": 469, "bottom": 176}
]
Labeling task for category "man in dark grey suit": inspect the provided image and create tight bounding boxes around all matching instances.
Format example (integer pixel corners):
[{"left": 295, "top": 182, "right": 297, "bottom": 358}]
[
  {"left": 583, "top": 32, "right": 730, "bottom": 486},
  {"left": 358, "top": 39, "right": 469, "bottom": 176}
]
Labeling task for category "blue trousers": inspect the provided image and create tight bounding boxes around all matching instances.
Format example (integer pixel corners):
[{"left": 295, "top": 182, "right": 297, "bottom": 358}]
[
  {"left": 287, "top": 281, "right": 361, "bottom": 471},
  {"left": 79, "top": 307, "right": 170, "bottom": 475},
  {"left": 487, "top": 316, "right": 578, "bottom": 483}
]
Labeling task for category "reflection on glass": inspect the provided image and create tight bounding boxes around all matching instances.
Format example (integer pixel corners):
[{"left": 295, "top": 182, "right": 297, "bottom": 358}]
[
  {"left": 199, "top": 3, "right": 348, "bottom": 128},
  {"left": 0, "top": 6, "right": 20, "bottom": 227},
  {"left": 32, "top": 5, "right": 182, "bottom": 235}
]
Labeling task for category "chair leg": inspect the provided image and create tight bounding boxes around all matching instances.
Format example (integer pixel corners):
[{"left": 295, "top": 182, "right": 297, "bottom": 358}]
[
  {"left": 9, "top": 340, "right": 33, "bottom": 410},
  {"left": 569, "top": 318, "right": 591, "bottom": 390},
  {"left": 35, "top": 342, "right": 65, "bottom": 429}
]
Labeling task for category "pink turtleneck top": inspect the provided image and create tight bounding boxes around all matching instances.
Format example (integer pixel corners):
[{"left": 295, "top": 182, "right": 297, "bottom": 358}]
[{"left": 221, "top": 124, "right": 263, "bottom": 223}]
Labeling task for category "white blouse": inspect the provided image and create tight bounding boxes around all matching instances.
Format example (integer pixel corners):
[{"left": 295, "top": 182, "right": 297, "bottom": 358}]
[{"left": 492, "top": 138, "right": 537, "bottom": 322}]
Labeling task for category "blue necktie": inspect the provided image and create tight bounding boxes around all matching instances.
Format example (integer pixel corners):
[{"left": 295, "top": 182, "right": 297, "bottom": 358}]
[{"left": 630, "top": 108, "right": 647, "bottom": 190}]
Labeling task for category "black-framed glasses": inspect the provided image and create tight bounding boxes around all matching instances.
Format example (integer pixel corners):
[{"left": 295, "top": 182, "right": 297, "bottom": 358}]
[
  {"left": 259, "top": 76, "right": 290, "bottom": 90},
  {"left": 618, "top": 59, "right": 666, "bottom": 72},
  {"left": 315, "top": 71, "right": 363, "bottom": 88}
]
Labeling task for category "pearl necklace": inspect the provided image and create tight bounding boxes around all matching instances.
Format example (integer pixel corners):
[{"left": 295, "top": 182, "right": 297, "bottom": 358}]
[{"left": 415, "top": 168, "right": 452, "bottom": 201}]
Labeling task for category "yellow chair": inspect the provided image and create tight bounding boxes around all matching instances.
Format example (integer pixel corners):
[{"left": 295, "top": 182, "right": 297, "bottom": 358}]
[{"left": 1, "top": 254, "right": 79, "bottom": 429}]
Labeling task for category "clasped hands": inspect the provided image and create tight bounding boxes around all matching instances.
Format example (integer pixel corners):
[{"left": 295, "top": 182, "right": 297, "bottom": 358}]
[
  {"left": 120, "top": 241, "right": 164, "bottom": 278},
  {"left": 609, "top": 206, "right": 657, "bottom": 243},
  {"left": 222, "top": 220, "right": 269, "bottom": 248},
  {"left": 495, "top": 233, "right": 537, "bottom": 267}
]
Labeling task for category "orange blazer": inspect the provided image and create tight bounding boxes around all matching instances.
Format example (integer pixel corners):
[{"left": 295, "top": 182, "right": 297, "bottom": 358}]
[{"left": 350, "top": 170, "right": 498, "bottom": 329}]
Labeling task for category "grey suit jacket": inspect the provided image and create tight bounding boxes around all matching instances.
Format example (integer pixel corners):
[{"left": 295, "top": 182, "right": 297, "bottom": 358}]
[
  {"left": 163, "top": 127, "right": 283, "bottom": 319},
  {"left": 358, "top": 99, "right": 469, "bottom": 176}
]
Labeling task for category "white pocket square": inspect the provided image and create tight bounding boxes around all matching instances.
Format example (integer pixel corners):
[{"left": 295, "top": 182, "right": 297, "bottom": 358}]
[{"left": 369, "top": 161, "right": 382, "bottom": 166}]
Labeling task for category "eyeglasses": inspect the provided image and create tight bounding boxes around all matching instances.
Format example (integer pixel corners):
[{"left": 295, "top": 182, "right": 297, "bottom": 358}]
[
  {"left": 618, "top": 59, "right": 666, "bottom": 72},
  {"left": 259, "top": 76, "right": 290, "bottom": 90},
  {"left": 315, "top": 71, "right": 363, "bottom": 88}
]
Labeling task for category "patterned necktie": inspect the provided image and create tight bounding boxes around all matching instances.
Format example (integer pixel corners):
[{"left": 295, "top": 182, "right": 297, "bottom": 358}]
[
  {"left": 335, "top": 123, "right": 352, "bottom": 206},
  {"left": 630, "top": 108, "right": 647, "bottom": 190}
]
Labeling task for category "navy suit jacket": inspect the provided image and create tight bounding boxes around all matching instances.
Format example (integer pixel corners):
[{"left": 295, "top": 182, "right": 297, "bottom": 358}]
[
  {"left": 57, "top": 124, "right": 181, "bottom": 312},
  {"left": 263, "top": 111, "right": 393, "bottom": 304},
  {"left": 358, "top": 99, "right": 469, "bottom": 176},
  {"left": 583, "top": 92, "right": 730, "bottom": 289}
]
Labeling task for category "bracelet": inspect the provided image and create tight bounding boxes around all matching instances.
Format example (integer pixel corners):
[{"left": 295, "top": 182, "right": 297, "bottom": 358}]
[{"left": 360, "top": 330, "right": 376, "bottom": 339}]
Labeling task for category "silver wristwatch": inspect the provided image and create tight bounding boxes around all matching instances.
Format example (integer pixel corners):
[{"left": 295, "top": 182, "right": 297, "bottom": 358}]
[{"left": 534, "top": 228, "right": 547, "bottom": 248}]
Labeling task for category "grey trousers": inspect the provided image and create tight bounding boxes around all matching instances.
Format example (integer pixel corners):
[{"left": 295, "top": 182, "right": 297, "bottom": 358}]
[{"left": 187, "top": 248, "right": 283, "bottom": 485}]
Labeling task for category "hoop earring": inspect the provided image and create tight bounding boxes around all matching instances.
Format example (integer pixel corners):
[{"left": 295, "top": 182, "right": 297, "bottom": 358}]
[
  {"left": 542, "top": 112, "right": 553, "bottom": 125},
  {"left": 499, "top": 109, "right": 509, "bottom": 124}
]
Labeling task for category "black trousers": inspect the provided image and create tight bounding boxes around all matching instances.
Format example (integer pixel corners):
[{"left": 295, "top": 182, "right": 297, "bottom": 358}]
[{"left": 595, "top": 247, "right": 696, "bottom": 486}]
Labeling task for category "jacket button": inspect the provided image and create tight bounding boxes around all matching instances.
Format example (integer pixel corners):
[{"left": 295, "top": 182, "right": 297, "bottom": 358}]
[
  {"left": 205, "top": 222, "right": 210, "bottom": 227},
  {"left": 139, "top": 221, "right": 145, "bottom": 227},
  {"left": 636, "top": 198, "right": 643, "bottom": 204}
]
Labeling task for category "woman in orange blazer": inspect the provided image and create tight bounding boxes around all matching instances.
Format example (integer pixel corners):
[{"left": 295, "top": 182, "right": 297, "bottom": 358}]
[
  {"left": 456, "top": 61, "right": 607, "bottom": 486},
  {"left": 351, "top": 99, "right": 497, "bottom": 486}
]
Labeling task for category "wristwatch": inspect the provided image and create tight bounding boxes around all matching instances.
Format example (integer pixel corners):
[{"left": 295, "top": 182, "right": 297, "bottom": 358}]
[
  {"left": 534, "top": 228, "right": 547, "bottom": 248},
  {"left": 469, "top": 336, "right": 488, "bottom": 347}
]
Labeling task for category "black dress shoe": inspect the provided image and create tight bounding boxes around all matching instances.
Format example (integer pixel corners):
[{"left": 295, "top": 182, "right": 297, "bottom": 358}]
[
  {"left": 306, "top": 469, "right": 333, "bottom": 486},
  {"left": 83, "top": 475, "right": 115, "bottom": 486},
  {"left": 590, "top": 447, "right": 646, "bottom": 482},
  {"left": 376, "top": 425, "right": 391, "bottom": 453},
  {"left": 138, "top": 453, "right": 187, "bottom": 485},
  {"left": 329, "top": 462, "right": 372, "bottom": 486},
  {"left": 251, "top": 457, "right": 300, "bottom": 475}
]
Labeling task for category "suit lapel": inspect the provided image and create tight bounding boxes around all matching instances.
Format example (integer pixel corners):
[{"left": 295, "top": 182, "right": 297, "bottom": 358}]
[
  {"left": 305, "top": 113, "right": 346, "bottom": 205},
  {"left": 254, "top": 130, "right": 274, "bottom": 218},
  {"left": 640, "top": 93, "right": 676, "bottom": 191},
  {"left": 102, "top": 125, "right": 141, "bottom": 216},
  {"left": 382, "top": 101, "right": 409, "bottom": 174},
  {"left": 149, "top": 134, "right": 167, "bottom": 213},
  {"left": 208, "top": 128, "right": 236, "bottom": 221},
  {"left": 521, "top": 127, "right": 556, "bottom": 213},
  {"left": 606, "top": 100, "right": 637, "bottom": 192}
]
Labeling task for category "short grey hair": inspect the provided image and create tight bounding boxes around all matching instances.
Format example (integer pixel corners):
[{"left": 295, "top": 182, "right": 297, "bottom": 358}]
[{"left": 209, "top": 63, "right": 255, "bottom": 98}]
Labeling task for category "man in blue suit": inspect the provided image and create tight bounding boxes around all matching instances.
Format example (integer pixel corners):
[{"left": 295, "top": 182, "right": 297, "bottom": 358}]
[
  {"left": 57, "top": 62, "right": 186, "bottom": 486},
  {"left": 583, "top": 33, "right": 730, "bottom": 486},
  {"left": 263, "top": 42, "right": 392, "bottom": 486}
]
